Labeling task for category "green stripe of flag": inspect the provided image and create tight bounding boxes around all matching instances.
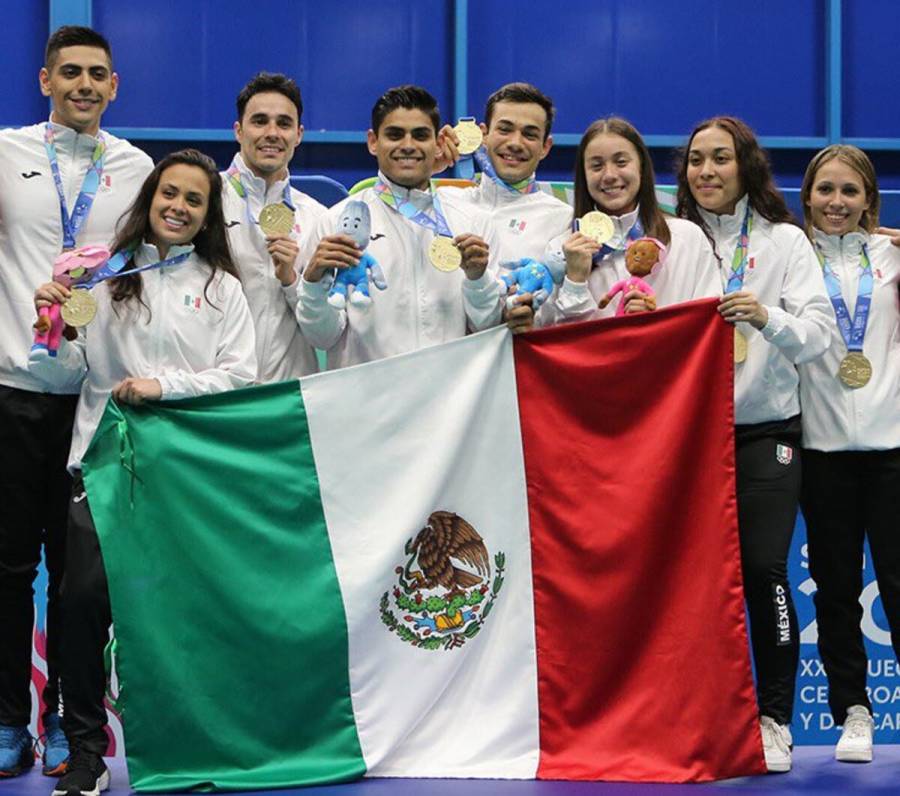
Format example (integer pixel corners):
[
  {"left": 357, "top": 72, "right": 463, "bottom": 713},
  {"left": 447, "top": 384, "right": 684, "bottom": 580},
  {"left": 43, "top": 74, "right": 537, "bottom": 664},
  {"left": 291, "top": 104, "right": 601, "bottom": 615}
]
[{"left": 83, "top": 381, "right": 365, "bottom": 792}]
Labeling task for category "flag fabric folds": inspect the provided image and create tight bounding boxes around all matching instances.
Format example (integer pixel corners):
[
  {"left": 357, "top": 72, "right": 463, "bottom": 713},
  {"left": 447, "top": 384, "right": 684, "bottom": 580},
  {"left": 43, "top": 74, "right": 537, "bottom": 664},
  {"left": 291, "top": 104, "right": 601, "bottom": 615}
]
[{"left": 82, "top": 298, "right": 766, "bottom": 791}]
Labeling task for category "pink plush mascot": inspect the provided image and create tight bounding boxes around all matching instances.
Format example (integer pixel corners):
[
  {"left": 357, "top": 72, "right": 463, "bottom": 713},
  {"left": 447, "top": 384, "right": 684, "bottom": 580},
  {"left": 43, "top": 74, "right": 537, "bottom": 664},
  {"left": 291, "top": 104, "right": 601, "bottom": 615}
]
[
  {"left": 31, "top": 245, "right": 109, "bottom": 358},
  {"left": 598, "top": 236, "right": 667, "bottom": 316}
]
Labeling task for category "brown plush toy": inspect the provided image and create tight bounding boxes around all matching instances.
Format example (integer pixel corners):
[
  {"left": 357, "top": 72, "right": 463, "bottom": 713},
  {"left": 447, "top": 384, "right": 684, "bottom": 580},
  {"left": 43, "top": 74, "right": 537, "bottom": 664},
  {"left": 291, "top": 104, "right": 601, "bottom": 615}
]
[{"left": 598, "top": 236, "right": 667, "bottom": 316}]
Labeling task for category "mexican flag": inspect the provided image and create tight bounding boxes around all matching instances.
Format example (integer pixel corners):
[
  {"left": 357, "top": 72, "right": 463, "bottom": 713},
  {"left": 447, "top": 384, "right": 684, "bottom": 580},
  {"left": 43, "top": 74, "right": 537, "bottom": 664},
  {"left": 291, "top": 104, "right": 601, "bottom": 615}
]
[{"left": 83, "top": 298, "right": 766, "bottom": 792}]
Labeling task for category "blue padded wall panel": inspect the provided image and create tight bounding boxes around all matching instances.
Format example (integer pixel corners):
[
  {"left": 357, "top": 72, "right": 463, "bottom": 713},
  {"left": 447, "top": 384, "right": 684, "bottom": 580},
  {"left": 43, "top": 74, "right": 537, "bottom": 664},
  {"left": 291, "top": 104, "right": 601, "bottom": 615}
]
[
  {"left": 94, "top": 0, "right": 453, "bottom": 132},
  {"left": 0, "top": 0, "right": 49, "bottom": 127},
  {"left": 843, "top": 0, "right": 900, "bottom": 138},
  {"left": 468, "top": 0, "right": 824, "bottom": 139}
]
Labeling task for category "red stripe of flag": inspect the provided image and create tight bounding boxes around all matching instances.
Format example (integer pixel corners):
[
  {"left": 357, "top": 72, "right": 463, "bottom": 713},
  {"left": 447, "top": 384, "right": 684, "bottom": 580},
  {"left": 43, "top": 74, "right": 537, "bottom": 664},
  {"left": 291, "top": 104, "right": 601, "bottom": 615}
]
[{"left": 515, "top": 299, "right": 765, "bottom": 782}]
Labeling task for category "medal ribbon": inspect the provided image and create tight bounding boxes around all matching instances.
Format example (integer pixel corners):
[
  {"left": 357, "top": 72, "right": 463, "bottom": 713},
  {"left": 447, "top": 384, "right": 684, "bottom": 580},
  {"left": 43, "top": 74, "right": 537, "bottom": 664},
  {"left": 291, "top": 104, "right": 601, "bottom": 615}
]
[
  {"left": 815, "top": 243, "right": 873, "bottom": 353},
  {"left": 586, "top": 215, "right": 645, "bottom": 265},
  {"left": 74, "top": 247, "right": 192, "bottom": 292},
  {"left": 726, "top": 204, "right": 754, "bottom": 293},
  {"left": 472, "top": 147, "right": 538, "bottom": 194},
  {"left": 44, "top": 124, "right": 107, "bottom": 250},
  {"left": 225, "top": 160, "right": 295, "bottom": 229},
  {"left": 374, "top": 177, "right": 454, "bottom": 239}
]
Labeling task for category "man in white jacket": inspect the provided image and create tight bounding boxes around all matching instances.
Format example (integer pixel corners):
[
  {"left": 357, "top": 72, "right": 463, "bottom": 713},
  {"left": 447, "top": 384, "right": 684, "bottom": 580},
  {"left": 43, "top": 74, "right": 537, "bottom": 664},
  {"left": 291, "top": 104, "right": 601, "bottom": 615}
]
[
  {"left": 296, "top": 85, "right": 502, "bottom": 369},
  {"left": 0, "top": 26, "right": 152, "bottom": 782},
  {"left": 223, "top": 73, "right": 328, "bottom": 381},
  {"left": 440, "top": 82, "right": 573, "bottom": 264}
]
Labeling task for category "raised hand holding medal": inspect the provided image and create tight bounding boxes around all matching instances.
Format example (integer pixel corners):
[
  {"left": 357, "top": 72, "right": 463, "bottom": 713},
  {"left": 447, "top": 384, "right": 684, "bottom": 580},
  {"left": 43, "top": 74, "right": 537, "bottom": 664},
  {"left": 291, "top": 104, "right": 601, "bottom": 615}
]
[
  {"left": 259, "top": 203, "right": 295, "bottom": 236},
  {"left": 452, "top": 118, "right": 483, "bottom": 156},
  {"left": 429, "top": 236, "right": 462, "bottom": 272},
  {"left": 578, "top": 211, "right": 615, "bottom": 246},
  {"left": 60, "top": 289, "right": 98, "bottom": 327},
  {"left": 373, "top": 176, "right": 469, "bottom": 274}
]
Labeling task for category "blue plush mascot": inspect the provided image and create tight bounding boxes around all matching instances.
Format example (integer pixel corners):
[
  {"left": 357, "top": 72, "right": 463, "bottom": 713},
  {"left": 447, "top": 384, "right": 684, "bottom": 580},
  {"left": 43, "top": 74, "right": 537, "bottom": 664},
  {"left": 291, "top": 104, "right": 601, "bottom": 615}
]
[
  {"left": 328, "top": 200, "right": 387, "bottom": 308},
  {"left": 498, "top": 252, "right": 566, "bottom": 309}
]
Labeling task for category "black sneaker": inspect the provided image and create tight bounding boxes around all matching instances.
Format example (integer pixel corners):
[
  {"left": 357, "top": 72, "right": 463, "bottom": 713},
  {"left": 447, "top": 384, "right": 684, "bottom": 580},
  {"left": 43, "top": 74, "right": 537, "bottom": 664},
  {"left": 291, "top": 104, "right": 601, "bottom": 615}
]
[{"left": 51, "top": 746, "right": 109, "bottom": 796}]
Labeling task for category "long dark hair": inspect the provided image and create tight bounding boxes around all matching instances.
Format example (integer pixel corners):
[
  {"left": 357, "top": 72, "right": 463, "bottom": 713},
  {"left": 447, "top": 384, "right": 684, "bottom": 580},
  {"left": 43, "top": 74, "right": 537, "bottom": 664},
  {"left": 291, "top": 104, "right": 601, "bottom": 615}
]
[
  {"left": 573, "top": 117, "right": 671, "bottom": 247},
  {"left": 110, "top": 148, "right": 238, "bottom": 310},
  {"left": 675, "top": 116, "right": 795, "bottom": 254}
]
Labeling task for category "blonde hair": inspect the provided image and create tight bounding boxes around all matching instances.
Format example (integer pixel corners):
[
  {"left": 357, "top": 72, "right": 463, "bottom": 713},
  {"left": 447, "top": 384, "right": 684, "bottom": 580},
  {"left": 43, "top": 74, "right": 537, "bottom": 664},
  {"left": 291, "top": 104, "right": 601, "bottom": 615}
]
[{"left": 800, "top": 145, "right": 880, "bottom": 236}]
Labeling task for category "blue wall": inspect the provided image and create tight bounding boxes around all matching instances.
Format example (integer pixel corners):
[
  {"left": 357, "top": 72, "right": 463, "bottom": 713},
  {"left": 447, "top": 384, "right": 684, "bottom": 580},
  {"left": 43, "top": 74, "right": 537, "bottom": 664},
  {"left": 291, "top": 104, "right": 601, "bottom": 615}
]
[{"left": 4, "top": 0, "right": 898, "bottom": 197}]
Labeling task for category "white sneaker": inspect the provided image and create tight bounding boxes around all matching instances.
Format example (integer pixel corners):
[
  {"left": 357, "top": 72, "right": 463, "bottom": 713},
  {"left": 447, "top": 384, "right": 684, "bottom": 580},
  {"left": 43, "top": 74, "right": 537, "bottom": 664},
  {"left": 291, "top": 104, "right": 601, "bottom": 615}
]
[
  {"left": 760, "top": 715, "right": 792, "bottom": 773},
  {"left": 835, "top": 705, "right": 874, "bottom": 763}
]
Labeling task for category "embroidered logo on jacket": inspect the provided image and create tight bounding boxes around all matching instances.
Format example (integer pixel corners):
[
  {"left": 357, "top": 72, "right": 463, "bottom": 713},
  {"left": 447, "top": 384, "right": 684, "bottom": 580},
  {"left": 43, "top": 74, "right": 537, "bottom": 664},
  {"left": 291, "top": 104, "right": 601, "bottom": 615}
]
[
  {"left": 507, "top": 219, "right": 527, "bottom": 234},
  {"left": 21, "top": 170, "right": 41, "bottom": 179},
  {"left": 380, "top": 510, "right": 505, "bottom": 651},
  {"left": 183, "top": 294, "right": 202, "bottom": 313},
  {"left": 776, "top": 444, "right": 793, "bottom": 465}
]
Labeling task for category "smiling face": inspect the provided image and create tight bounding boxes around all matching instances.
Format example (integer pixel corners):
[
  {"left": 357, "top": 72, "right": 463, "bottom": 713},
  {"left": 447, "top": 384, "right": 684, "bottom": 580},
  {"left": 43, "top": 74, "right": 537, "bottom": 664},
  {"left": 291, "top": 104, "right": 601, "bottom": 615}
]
[
  {"left": 367, "top": 107, "right": 437, "bottom": 190},
  {"left": 147, "top": 164, "right": 211, "bottom": 257},
  {"left": 234, "top": 91, "right": 302, "bottom": 183},
  {"left": 40, "top": 45, "right": 118, "bottom": 136},
  {"left": 807, "top": 157, "right": 871, "bottom": 237},
  {"left": 686, "top": 126, "right": 743, "bottom": 215},
  {"left": 583, "top": 132, "right": 642, "bottom": 216},
  {"left": 482, "top": 100, "right": 551, "bottom": 183}
]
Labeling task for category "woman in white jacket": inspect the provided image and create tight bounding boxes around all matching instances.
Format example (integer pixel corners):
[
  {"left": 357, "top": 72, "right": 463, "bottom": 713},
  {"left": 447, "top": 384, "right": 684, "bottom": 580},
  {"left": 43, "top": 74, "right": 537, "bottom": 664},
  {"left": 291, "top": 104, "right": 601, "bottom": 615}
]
[
  {"left": 676, "top": 116, "right": 832, "bottom": 774},
  {"left": 505, "top": 116, "right": 719, "bottom": 333},
  {"left": 31, "top": 149, "right": 257, "bottom": 796},
  {"left": 797, "top": 144, "right": 900, "bottom": 765}
]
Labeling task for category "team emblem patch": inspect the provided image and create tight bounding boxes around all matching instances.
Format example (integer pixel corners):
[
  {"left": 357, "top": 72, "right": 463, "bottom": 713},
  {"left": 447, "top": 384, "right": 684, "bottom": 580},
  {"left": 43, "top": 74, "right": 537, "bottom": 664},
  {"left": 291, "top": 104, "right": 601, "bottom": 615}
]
[
  {"left": 380, "top": 510, "right": 505, "bottom": 651},
  {"left": 776, "top": 444, "right": 793, "bottom": 465}
]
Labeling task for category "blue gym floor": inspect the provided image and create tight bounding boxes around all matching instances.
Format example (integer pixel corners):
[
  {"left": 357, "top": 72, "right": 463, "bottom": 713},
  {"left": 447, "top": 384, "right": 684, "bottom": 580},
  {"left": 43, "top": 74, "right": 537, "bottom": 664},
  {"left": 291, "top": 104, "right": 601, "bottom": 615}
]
[{"left": 3, "top": 747, "right": 899, "bottom": 796}]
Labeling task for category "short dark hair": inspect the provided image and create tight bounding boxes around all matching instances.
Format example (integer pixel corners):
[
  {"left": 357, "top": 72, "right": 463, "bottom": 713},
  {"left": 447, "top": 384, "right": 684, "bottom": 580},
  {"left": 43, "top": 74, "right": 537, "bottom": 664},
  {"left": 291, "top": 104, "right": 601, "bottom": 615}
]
[
  {"left": 371, "top": 85, "right": 440, "bottom": 134},
  {"left": 45, "top": 26, "right": 111, "bottom": 69},
  {"left": 484, "top": 82, "right": 555, "bottom": 139},
  {"left": 236, "top": 72, "right": 303, "bottom": 123}
]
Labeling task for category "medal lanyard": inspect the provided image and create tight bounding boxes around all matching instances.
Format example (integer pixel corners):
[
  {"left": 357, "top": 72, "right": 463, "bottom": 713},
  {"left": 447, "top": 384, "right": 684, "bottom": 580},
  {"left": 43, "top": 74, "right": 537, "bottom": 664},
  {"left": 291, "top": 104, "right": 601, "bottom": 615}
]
[
  {"left": 225, "top": 161, "right": 295, "bottom": 228},
  {"left": 44, "top": 124, "right": 106, "bottom": 251},
  {"left": 726, "top": 204, "right": 754, "bottom": 293},
  {"left": 590, "top": 215, "right": 645, "bottom": 264},
  {"left": 374, "top": 177, "right": 454, "bottom": 238},
  {"left": 471, "top": 147, "right": 538, "bottom": 195},
  {"left": 73, "top": 247, "right": 192, "bottom": 292},
  {"left": 815, "top": 243, "right": 873, "bottom": 353}
]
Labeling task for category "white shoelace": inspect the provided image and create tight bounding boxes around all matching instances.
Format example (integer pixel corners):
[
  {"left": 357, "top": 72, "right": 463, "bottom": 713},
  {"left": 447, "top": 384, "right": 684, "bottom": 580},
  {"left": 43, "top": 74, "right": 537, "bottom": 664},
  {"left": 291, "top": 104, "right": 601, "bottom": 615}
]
[{"left": 843, "top": 715, "right": 872, "bottom": 739}]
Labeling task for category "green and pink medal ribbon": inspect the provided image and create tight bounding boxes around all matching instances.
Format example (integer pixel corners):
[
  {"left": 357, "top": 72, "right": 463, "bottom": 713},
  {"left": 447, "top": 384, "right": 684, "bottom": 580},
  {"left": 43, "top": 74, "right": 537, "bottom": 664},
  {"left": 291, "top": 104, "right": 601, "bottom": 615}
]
[
  {"left": 44, "top": 123, "right": 106, "bottom": 250},
  {"left": 225, "top": 159, "right": 295, "bottom": 229},
  {"left": 374, "top": 176, "right": 454, "bottom": 239},
  {"left": 726, "top": 204, "right": 754, "bottom": 293}
]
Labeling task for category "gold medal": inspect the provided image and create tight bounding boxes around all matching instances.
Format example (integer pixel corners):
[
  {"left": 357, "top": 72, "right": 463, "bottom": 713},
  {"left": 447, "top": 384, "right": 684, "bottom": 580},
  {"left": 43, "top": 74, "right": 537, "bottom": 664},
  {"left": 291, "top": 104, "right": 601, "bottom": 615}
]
[
  {"left": 733, "top": 328, "right": 748, "bottom": 364},
  {"left": 258, "top": 203, "right": 294, "bottom": 236},
  {"left": 838, "top": 352, "right": 872, "bottom": 389},
  {"left": 579, "top": 211, "right": 615, "bottom": 245},
  {"left": 453, "top": 118, "right": 483, "bottom": 156},
  {"left": 428, "top": 236, "right": 462, "bottom": 272},
  {"left": 60, "top": 289, "right": 97, "bottom": 328}
]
